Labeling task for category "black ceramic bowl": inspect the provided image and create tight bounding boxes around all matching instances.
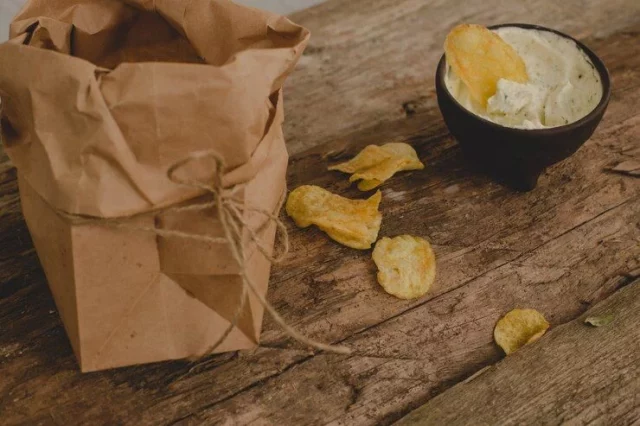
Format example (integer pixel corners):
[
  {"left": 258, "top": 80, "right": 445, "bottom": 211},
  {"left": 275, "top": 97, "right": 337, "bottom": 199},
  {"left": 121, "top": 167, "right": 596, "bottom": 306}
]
[{"left": 435, "top": 23, "right": 611, "bottom": 191}]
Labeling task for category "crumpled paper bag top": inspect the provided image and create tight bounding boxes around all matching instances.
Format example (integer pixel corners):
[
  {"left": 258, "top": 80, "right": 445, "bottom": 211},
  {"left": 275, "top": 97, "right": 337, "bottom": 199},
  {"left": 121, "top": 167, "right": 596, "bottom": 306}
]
[{"left": 0, "top": 0, "right": 309, "bottom": 217}]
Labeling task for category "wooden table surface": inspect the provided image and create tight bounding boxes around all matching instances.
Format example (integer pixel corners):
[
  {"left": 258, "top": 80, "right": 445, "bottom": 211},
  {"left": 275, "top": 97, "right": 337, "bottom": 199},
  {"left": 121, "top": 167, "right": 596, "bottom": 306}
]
[{"left": 2, "top": 0, "right": 639, "bottom": 425}]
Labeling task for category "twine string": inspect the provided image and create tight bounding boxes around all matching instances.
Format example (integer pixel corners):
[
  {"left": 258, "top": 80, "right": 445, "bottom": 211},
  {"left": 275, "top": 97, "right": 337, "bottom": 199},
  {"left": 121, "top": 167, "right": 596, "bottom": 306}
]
[{"left": 60, "top": 150, "right": 351, "bottom": 357}]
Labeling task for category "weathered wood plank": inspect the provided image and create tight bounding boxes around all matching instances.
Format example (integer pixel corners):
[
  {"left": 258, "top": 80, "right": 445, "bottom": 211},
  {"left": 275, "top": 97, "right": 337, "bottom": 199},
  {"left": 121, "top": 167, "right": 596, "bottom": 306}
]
[
  {"left": 0, "top": 0, "right": 639, "bottom": 425},
  {"left": 396, "top": 279, "right": 640, "bottom": 426}
]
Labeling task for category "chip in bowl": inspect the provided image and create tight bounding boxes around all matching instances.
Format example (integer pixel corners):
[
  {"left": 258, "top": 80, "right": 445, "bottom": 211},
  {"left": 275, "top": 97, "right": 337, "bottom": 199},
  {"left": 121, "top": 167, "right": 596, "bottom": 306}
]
[
  {"left": 494, "top": 308, "right": 550, "bottom": 355},
  {"left": 445, "top": 24, "right": 528, "bottom": 105},
  {"left": 286, "top": 185, "right": 382, "bottom": 250},
  {"left": 329, "top": 143, "right": 424, "bottom": 191},
  {"left": 372, "top": 235, "right": 436, "bottom": 300}
]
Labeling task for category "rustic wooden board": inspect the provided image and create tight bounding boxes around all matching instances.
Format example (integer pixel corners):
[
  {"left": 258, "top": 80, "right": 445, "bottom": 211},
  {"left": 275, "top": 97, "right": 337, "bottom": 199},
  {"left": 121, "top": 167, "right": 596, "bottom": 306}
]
[
  {"left": 396, "top": 279, "right": 640, "bottom": 425},
  {"left": 1, "top": 0, "right": 639, "bottom": 425}
]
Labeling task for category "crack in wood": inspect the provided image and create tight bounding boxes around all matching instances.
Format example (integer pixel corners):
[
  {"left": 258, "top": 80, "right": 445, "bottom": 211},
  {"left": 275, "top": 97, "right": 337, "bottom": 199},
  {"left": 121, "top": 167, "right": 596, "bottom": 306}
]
[{"left": 165, "top": 354, "right": 316, "bottom": 425}]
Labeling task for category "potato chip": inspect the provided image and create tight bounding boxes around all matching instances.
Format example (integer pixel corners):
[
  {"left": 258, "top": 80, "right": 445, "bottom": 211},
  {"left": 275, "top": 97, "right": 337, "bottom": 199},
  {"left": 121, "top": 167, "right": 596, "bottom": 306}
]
[
  {"left": 494, "top": 309, "right": 550, "bottom": 355},
  {"left": 329, "top": 145, "right": 392, "bottom": 174},
  {"left": 286, "top": 185, "right": 382, "bottom": 250},
  {"left": 329, "top": 143, "right": 424, "bottom": 191},
  {"left": 372, "top": 235, "right": 436, "bottom": 300},
  {"left": 357, "top": 179, "right": 383, "bottom": 192},
  {"left": 445, "top": 24, "right": 528, "bottom": 105}
]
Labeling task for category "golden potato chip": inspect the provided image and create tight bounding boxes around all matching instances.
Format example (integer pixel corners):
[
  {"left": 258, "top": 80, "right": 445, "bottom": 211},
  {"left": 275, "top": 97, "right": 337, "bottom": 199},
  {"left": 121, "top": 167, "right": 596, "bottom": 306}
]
[
  {"left": 286, "top": 185, "right": 382, "bottom": 250},
  {"left": 329, "top": 145, "right": 392, "bottom": 174},
  {"left": 357, "top": 179, "right": 383, "bottom": 192},
  {"left": 445, "top": 24, "right": 528, "bottom": 105},
  {"left": 372, "top": 235, "right": 436, "bottom": 300},
  {"left": 329, "top": 143, "right": 424, "bottom": 191},
  {"left": 494, "top": 309, "right": 550, "bottom": 355}
]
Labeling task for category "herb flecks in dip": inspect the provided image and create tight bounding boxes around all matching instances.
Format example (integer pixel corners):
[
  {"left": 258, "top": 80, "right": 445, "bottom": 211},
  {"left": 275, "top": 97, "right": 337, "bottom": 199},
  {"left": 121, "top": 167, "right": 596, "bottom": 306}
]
[{"left": 445, "top": 27, "right": 603, "bottom": 129}]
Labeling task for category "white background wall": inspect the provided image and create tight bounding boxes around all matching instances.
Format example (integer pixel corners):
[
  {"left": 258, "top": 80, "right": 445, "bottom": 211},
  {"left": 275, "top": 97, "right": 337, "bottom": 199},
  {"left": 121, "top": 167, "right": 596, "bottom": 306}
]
[
  {"left": 0, "top": 0, "right": 324, "bottom": 42},
  {"left": 0, "top": 0, "right": 23, "bottom": 41},
  {"left": 235, "top": 0, "right": 323, "bottom": 14}
]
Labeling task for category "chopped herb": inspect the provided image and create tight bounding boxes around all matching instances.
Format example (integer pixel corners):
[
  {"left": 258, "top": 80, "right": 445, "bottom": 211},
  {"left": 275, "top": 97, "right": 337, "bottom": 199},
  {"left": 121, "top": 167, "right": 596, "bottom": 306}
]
[{"left": 585, "top": 314, "right": 614, "bottom": 327}]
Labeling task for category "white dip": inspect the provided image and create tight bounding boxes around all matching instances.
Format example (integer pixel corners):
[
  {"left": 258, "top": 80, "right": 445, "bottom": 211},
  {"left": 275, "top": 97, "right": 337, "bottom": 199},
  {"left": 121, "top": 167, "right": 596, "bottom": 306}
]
[{"left": 445, "top": 27, "right": 603, "bottom": 129}]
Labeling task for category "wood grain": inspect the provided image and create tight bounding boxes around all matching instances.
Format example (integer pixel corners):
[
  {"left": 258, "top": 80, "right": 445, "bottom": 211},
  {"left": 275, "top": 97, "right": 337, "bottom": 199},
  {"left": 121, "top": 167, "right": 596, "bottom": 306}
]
[
  {"left": 396, "top": 279, "right": 640, "bottom": 425},
  {"left": 1, "top": 0, "right": 639, "bottom": 425}
]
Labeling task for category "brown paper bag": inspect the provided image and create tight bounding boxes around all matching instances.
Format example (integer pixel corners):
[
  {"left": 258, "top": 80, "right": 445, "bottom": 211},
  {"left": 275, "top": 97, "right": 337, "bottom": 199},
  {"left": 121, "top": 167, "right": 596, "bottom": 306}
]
[{"left": 0, "top": 0, "right": 309, "bottom": 372}]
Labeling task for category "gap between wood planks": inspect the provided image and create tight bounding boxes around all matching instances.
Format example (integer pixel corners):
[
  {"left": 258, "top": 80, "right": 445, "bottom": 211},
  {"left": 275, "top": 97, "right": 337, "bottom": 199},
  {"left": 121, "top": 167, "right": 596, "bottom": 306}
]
[
  {"left": 395, "top": 278, "right": 640, "bottom": 425},
  {"left": 335, "top": 196, "right": 636, "bottom": 347}
]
